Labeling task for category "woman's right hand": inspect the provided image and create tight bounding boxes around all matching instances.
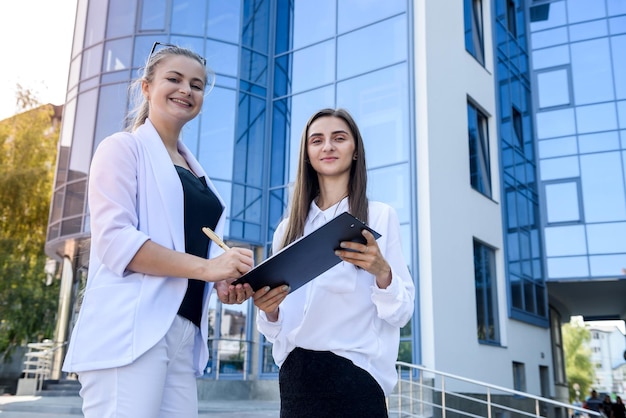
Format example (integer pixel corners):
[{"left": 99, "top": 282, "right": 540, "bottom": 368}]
[
  {"left": 208, "top": 247, "right": 254, "bottom": 282},
  {"left": 253, "top": 285, "right": 290, "bottom": 322}
]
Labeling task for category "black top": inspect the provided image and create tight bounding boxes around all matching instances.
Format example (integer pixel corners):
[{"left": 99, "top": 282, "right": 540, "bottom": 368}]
[{"left": 175, "top": 165, "right": 223, "bottom": 327}]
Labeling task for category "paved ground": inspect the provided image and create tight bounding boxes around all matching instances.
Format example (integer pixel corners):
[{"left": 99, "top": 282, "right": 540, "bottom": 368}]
[{"left": 0, "top": 395, "right": 280, "bottom": 417}]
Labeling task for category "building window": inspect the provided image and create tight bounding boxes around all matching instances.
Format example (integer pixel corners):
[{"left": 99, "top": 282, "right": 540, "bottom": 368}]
[
  {"left": 474, "top": 239, "right": 499, "bottom": 344},
  {"left": 550, "top": 307, "right": 566, "bottom": 385},
  {"left": 507, "top": 0, "right": 518, "bottom": 37},
  {"left": 464, "top": 0, "right": 485, "bottom": 64},
  {"left": 513, "top": 361, "right": 526, "bottom": 391},
  {"left": 468, "top": 101, "right": 492, "bottom": 197},
  {"left": 512, "top": 106, "right": 523, "bottom": 150}
]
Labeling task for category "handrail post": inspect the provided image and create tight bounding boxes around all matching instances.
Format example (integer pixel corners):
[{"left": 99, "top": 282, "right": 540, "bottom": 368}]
[
  {"left": 441, "top": 375, "right": 446, "bottom": 418},
  {"left": 487, "top": 388, "right": 492, "bottom": 418}
]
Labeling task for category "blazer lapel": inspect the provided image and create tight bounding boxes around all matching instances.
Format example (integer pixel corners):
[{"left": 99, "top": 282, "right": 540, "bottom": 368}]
[{"left": 135, "top": 120, "right": 186, "bottom": 252}]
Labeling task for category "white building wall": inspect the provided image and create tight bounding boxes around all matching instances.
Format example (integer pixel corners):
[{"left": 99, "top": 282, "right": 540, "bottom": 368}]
[{"left": 413, "top": 0, "right": 553, "bottom": 395}]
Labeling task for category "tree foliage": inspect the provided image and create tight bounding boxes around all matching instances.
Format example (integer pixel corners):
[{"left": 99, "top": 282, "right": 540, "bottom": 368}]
[
  {"left": 563, "top": 318, "right": 595, "bottom": 402},
  {"left": 0, "top": 86, "right": 60, "bottom": 359}
]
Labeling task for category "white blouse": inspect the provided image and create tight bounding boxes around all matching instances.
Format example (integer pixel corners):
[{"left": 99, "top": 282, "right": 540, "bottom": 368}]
[{"left": 257, "top": 198, "right": 415, "bottom": 395}]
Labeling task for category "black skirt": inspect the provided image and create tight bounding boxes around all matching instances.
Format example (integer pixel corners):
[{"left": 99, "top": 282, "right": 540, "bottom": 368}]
[{"left": 279, "top": 347, "right": 388, "bottom": 418}]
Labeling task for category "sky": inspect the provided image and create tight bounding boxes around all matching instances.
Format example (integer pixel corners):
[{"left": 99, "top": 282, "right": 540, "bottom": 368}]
[{"left": 0, "top": 0, "right": 78, "bottom": 121}]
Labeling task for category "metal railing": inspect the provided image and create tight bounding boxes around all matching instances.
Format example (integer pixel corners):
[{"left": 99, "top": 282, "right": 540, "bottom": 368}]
[
  {"left": 388, "top": 362, "right": 601, "bottom": 418},
  {"left": 20, "top": 340, "right": 66, "bottom": 393}
]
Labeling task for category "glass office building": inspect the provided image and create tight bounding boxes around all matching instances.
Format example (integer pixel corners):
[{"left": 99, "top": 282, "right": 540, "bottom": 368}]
[
  {"left": 528, "top": 0, "right": 626, "bottom": 321},
  {"left": 45, "top": 0, "right": 625, "bottom": 400}
]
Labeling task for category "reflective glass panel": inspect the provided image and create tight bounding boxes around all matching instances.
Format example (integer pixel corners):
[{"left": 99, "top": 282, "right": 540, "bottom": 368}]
[
  {"left": 106, "top": 0, "right": 137, "bottom": 38},
  {"left": 207, "top": 0, "right": 241, "bottom": 43},
  {"left": 172, "top": 0, "right": 206, "bottom": 36},
  {"left": 569, "top": 20, "right": 608, "bottom": 42},
  {"left": 368, "top": 163, "right": 410, "bottom": 224},
  {"left": 587, "top": 222, "right": 626, "bottom": 254},
  {"left": 205, "top": 40, "right": 239, "bottom": 77},
  {"left": 539, "top": 156, "right": 579, "bottom": 181},
  {"left": 580, "top": 152, "right": 626, "bottom": 222},
  {"left": 537, "top": 69, "right": 570, "bottom": 108},
  {"left": 63, "top": 180, "right": 87, "bottom": 218},
  {"left": 536, "top": 108, "right": 576, "bottom": 139},
  {"left": 84, "top": 0, "right": 107, "bottom": 48},
  {"left": 589, "top": 254, "right": 626, "bottom": 276},
  {"left": 94, "top": 83, "right": 127, "bottom": 147},
  {"left": 613, "top": 36, "right": 626, "bottom": 100},
  {"left": 81, "top": 44, "right": 104, "bottom": 80},
  {"left": 545, "top": 182, "right": 580, "bottom": 223},
  {"left": 338, "top": 0, "right": 405, "bottom": 33},
  {"left": 337, "top": 15, "right": 407, "bottom": 80},
  {"left": 70, "top": 90, "right": 98, "bottom": 180},
  {"left": 544, "top": 225, "right": 587, "bottom": 256},
  {"left": 292, "top": 0, "right": 335, "bottom": 49},
  {"left": 571, "top": 39, "right": 614, "bottom": 105},
  {"left": 547, "top": 256, "right": 589, "bottom": 278},
  {"left": 532, "top": 45, "right": 569, "bottom": 70},
  {"left": 291, "top": 41, "right": 335, "bottom": 94},
  {"left": 140, "top": 0, "right": 166, "bottom": 30},
  {"left": 538, "top": 136, "right": 577, "bottom": 158},
  {"left": 608, "top": 0, "right": 626, "bottom": 15},
  {"left": 576, "top": 103, "right": 618, "bottom": 134},
  {"left": 609, "top": 16, "right": 626, "bottom": 35},
  {"left": 620, "top": 102, "right": 626, "bottom": 128},
  {"left": 336, "top": 64, "right": 409, "bottom": 169},
  {"left": 578, "top": 131, "right": 620, "bottom": 154},
  {"left": 531, "top": 27, "right": 568, "bottom": 49},
  {"left": 199, "top": 87, "right": 236, "bottom": 181},
  {"left": 567, "top": 0, "right": 606, "bottom": 24},
  {"left": 103, "top": 38, "right": 132, "bottom": 72}
]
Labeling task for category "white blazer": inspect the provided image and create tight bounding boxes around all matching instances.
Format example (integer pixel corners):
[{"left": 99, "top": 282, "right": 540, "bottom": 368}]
[{"left": 62, "top": 119, "right": 226, "bottom": 376}]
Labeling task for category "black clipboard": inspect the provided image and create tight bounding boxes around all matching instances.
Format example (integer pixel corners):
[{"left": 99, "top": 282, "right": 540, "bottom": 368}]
[{"left": 232, "top": 212, "right": 381, "bottom": 292}]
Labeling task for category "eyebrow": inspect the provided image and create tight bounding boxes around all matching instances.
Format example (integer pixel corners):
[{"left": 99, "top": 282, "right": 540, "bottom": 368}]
[{"left": 308, "top": 129, "right": 350, "bottom": 138}]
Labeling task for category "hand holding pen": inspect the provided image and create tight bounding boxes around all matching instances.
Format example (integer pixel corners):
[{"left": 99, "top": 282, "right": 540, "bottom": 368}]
[{"left": 202, "top": 227, "right": 254, "bottom": 304}]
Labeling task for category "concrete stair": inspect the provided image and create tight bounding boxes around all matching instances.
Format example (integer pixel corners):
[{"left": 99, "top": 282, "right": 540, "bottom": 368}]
[{"left": 38, "top": 379, "right": 81, "bottom": 397}]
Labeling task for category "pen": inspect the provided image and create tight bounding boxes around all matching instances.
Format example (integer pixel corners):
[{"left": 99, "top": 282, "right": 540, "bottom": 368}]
[{"left": 202, "top": 227, "right": 230, "bottom": 251}]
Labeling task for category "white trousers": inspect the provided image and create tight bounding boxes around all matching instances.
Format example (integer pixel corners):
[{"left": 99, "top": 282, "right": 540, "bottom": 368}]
[{"left": 78, "top": 315, "right": 199, "bottom": 418}]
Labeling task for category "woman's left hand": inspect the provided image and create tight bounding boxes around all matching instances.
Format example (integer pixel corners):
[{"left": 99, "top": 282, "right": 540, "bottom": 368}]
[
  {"left": 215, "top": 280, "right": 254, "bottom": 304},
  {"left": 335, "top": 229, "right": 392, "bottom": 289}
]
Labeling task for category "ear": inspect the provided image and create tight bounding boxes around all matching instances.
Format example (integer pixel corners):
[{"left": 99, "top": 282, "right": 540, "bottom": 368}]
[
  {"left": 353, "top": 153, "right": 357, "bottom": 160},
  {"left": 141, "top": 80, "right": 150, "bottom": 100}
]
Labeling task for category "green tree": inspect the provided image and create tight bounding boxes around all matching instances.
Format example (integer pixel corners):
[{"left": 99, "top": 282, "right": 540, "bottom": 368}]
[
  {"left": 563, "top": 318, "right": 595, "bottom": 402},
  {"left": 0, "top": 86, "right": 60, "bottom": 359}
]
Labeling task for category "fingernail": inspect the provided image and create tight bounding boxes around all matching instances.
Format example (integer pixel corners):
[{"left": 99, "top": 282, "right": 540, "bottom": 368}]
[
  {"left": 281, "top": 285, "right": 289, "bottom": 291},
  {"left": 264, "top": 286, "right": 270, "bottom": 291}
]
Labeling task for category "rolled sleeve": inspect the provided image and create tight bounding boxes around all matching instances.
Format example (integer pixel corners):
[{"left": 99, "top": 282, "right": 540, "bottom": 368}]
[
  {"left": 89, "top": 134, "right": 151, "bottom": 277},
  {"left": 256, "top": 309, "right": 283, "bottom": 342}
]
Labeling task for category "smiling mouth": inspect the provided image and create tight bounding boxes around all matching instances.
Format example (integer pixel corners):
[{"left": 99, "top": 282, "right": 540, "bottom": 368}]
[{"left": 171, "top": 98, "right": 191, "bottom": 107}]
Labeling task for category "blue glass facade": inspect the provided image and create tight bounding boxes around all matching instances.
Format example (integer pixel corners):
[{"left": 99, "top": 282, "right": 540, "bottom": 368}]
[
  {"left": 45, "top": 0, "right": 624, "bottom": 390},
  {"left": 529, "top": 0, "right": 626, "bottom": 283},
  {"left": 495, "top": 0, "right": 548, "bottom": 326},
  {"left": 46, "top": 0, "right": 416, "bottom": 378}
]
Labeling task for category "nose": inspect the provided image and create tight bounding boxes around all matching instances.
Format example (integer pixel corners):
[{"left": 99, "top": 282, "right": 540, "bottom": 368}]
[
  {"left": 179, "top": 83, "right": 191, "bottom": 95},
  {"left": 321, "top": 138, "right": 334, "bottom": 151}
]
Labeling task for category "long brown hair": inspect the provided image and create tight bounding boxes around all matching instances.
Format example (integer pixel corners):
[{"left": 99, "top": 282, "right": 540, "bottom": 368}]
[
  {"left": 280, "top": 108, "right": 369, "bottom": 249},
  {"left": 125, "top": 44, "right": 213, "bottom": 132}
]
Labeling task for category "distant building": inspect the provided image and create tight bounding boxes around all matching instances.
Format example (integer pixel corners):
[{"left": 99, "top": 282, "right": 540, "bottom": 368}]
[{"left": 587, "top": 324, "right": 626, "bottom": 397}]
